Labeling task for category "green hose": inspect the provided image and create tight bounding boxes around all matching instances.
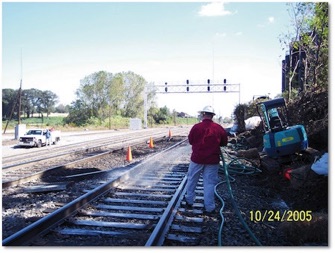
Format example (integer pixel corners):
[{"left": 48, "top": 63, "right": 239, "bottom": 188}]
[{"left": 215, "top": 148, "right": 263, "bottom": 246}]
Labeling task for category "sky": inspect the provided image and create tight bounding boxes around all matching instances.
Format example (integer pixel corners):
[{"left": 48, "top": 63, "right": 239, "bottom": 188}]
[{"left": 0, "top": 1, "right": 329, "bottom": 118}]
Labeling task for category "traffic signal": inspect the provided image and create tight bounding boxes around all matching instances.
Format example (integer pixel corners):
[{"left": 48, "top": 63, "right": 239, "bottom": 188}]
[
  {"left": 223, "top": 79, "right": 226, "bottom": 91},
  {"left": 186, "top": 80, "right": 189, "bottom": 92},
  {"left": 207, "top": 79, "right": 210, "bottom": 91},
  {"left": 165, "top": 82, "right": 168, "bottom": 92}
]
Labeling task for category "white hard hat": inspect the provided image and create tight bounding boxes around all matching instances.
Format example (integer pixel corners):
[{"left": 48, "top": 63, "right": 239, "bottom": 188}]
[{"left": 199, "top": 105, "right": 216, "bottom": 115}]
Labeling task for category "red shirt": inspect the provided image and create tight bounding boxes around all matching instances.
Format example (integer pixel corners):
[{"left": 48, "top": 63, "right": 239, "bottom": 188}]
[{"left": 188, "top": 119, "right": 228, "bottom": 164}]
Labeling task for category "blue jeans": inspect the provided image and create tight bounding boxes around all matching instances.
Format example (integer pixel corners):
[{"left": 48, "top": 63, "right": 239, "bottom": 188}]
[{"left": 185, "top": 161, "right": 219, "bottom": 212}]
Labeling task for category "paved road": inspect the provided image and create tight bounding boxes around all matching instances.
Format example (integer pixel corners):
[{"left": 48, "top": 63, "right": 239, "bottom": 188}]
[
  {"left": 2, "top": 129, "right": 142, "bottom": 156},
  {"left": 2, "top": 127, "right": 190, "bottom": 157}
]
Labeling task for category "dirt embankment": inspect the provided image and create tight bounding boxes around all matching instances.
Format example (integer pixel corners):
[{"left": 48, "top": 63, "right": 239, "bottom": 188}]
[{"left": 287, "top": 90, "right": 328, "bottom": 151}]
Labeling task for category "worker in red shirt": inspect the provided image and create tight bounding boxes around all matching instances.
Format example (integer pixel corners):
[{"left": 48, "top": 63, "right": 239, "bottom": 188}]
[{"left": 185, "top": 106, "right": 228, "bottom": 214}]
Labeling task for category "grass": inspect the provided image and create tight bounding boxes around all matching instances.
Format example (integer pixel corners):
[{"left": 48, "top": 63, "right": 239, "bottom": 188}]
[
  {"left": 2, "top": 114, "right": 198, "bottom": 132},
  {"left": 3, "top": 116, "right": 65, "bottom": 131}
]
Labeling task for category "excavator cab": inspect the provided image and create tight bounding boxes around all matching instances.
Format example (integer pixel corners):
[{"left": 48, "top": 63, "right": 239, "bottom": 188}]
[
  {"left": 268, "top": 108, "right": 283, "bottom": 132},
  {"left": 257, "top": 98, "right": 308, "bottom": 158}
]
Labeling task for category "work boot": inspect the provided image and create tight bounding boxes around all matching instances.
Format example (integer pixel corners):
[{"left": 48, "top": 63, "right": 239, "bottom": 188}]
[
  {"left": 183, "top": 197, "right": 193, "bottom": 208},
  {"left": 185, "top": 202, "right": 193, "bottom": 208}
]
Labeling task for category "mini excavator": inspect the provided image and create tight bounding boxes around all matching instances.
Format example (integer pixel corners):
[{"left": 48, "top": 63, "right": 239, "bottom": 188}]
[{"left": 257, "top": 97, "right": 308, "bottom": 158}]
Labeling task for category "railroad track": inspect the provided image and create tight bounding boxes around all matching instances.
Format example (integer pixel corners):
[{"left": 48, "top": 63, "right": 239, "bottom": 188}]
[
  {"left": 2, "top": 127, "right": 190, "bottom": 188},
  {"left": 3, "top": 140, "right": 208, "bottom": 246},
  {"left": 4, "top": 128, "right": 167, "bottom": 161},
  {"left": 2, "top": 127, "right": 188, "bottom": 166}
]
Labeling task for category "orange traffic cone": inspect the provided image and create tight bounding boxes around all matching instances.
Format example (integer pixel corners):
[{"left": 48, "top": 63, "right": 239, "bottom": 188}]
[
  {"left": 168, "top": 129, "right": 172, "bottom": 138},
  {"left": 126, "top": 146, "right": 132, "bottom": 161},
  {"left": 149, "top": 137, "right": 154, "bottom": 148}
]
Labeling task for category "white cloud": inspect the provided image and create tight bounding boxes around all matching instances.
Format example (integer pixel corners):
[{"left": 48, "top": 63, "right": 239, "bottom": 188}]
[
  {"left": 257, "top": 16, "right": 275, "bottom": 28},
  {"left": 198, "top": 2, "right": 232, "bottom": 17},
  {"left": 215, "top": 32, "right": 227, "bottom": 37}
]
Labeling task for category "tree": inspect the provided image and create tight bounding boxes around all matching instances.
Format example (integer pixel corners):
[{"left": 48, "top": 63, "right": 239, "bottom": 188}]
[
  {"left": 280, "top": 2, "right": 328, "bottom": 100},
  {"left": 21, "top": 88, "right": 58, "bottom": 118},
  {"left": 151, "top": 106, "right": 172, "bottom": 124},
  {"left": 23, "top": 89, "right": 40, "bottom": 117},
  {"left": 55, "top": 104, "right": 69, "bottom": 113},
  {"left": 147, "top": 106, "right": 159, "bottom": 126},
  {"left": 2, "top": 88, "right": 18, "bottom": 119},
  {"left": 107, "top": 72, "right": 125, "bottom": 115},
  {"left": 39, "top": 90, "right": 59, "bottom": 117},
  {"left": 63, "top": 99, "right": 91, "bottom": 126},
  {"left": 120, "top": 71, "right": 146, "bottom": 118},
  {"left": 308, "top": 2, "right": 328, "bottom": 88},
  {"left": 2, "top": 88, "right": 58, "bottom": 119},
  {"left": 68, "top": 70, "right": 157, "bottom": 126},
  {"left": 76, "top": 71, "right": 113, "bottom": 123}
]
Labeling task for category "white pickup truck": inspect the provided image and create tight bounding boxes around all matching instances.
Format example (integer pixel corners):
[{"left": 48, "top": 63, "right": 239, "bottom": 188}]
[{"left": 18, "top": 129, "right": 61, "bottom": 148}]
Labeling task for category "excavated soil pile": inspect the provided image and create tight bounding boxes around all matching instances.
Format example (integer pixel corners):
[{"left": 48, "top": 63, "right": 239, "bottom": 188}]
[
  {"left": 287, "top": 89, "right": 328, "bottom": 151},
  {"left": 217, "top": 89, "right": 329, "bottom": 246}
]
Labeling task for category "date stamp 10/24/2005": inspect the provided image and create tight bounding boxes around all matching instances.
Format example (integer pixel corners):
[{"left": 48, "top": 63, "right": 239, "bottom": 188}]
[{"left": 249, "top": 210, "right": 313, "bottom": 222}]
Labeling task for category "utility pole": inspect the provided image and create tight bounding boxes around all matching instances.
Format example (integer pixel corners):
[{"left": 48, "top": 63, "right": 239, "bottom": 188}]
[
  {"left": 14, "top": 49, "right": 26, "bottom": 139},
  {"left": 18, "top": 49, "right": 23, "bottom": 124},
  {"left": 18, "top": 81, "right": 22, "bottom": 124},
  {"left": 143, "top": 85, "right": 148, "bottom": 129}
]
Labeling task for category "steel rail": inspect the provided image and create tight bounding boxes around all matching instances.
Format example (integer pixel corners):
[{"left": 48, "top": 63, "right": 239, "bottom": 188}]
[
  {"left": 145, "top": 174, "right": 188, "bottom": 246},
  {"left": 2, "top": 139, "right": 188, "bottom": 246}
]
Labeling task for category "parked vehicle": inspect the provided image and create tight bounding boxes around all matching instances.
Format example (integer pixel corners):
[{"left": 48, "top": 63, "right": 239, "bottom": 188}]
[{"left": 18, "top": 128, "right": 61, "bottom": 148}]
